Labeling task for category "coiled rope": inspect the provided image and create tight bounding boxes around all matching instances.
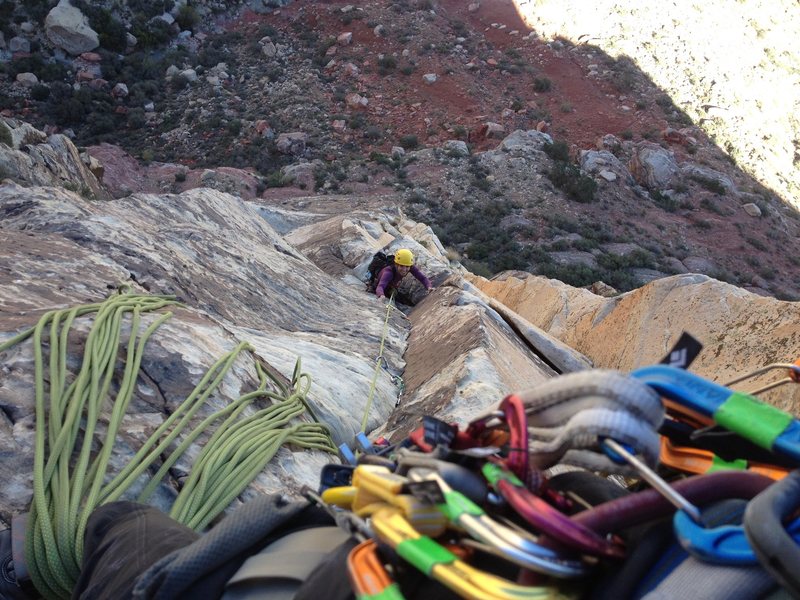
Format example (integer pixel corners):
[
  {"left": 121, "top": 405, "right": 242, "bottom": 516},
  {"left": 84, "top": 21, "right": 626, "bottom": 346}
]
[{"left": 0, "top": 288, "right": 336, "bottom": 599}]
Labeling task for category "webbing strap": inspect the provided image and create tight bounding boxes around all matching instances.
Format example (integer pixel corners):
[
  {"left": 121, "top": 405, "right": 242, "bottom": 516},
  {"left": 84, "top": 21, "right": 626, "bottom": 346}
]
[
  {"left": 709, "top": 455, "right": 748, "bottom": 473},
  {"left": 395, "top": 537, "right": 456, "bottom": 574},
  {"left": 714, "top": 393, "right": 793, "bottom": 450}
]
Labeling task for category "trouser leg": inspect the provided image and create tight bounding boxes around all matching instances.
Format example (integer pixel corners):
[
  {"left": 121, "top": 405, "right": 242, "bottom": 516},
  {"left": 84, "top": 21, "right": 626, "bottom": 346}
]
[{"left": 72, "top": 502, "right": 199, "bottom": 600}]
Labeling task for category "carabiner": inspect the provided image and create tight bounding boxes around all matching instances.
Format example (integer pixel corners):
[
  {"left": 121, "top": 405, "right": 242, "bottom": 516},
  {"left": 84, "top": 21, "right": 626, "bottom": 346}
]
[
  {"left": 408, "top": 469, "right": 586, "bottom": 578},
  {"left": 724, "top": 358, "right": 800, "bottom": 395},
  {"left": 482, "top": 462, "right": 626, "bottom": 559},
  {"left": 371, "top": 507, "right": 578, "bottom": 600},
  {"left": 674, "top": 504, "right": 800, "bottom": 565},
  {"left": 569, "top": 471, "right": 773, "bottom": 536},
  {"left": 632, "top": 364, "right": 800, "bottom": 462},
  {"left": 347, "top": 539, "right": 406, "bottom": 600}
]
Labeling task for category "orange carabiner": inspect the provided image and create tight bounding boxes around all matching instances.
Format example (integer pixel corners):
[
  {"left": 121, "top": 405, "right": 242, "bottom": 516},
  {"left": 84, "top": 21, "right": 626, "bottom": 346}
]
[
  {"left": 347, "top": 539, "right": 405, "bottom": 600},
  {"left": 660, "top": 437, "right": 790, "bottom": 480}
]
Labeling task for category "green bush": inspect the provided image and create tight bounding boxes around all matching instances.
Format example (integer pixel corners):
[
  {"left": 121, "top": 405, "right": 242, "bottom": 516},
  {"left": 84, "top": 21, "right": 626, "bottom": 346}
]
[
  {"left": 399, "top": 134, "right": 419, "bottom": 150},
  {"left": 651, "top": 189, "right": 678, "bottom": 212},
  {"left": 30, "top": 84, "right": 50, "bottom": 101},
  {"left": 543, "top": 140, "right": 570, "bottom": 162},
  {"left": 547, "top": 163, "right": 597, "bottom": 203},
  {"left": 377, "top": 55, "right": 397, "bottom": 75},
  {"left": 176, "top": 5, "right": 199, "bottom": 30},
  {"left": 0, "top": 121, "right": 12, "bottom": 147},
  {"left": 533, "top": 77, "right": 552, "bottom": 92}
]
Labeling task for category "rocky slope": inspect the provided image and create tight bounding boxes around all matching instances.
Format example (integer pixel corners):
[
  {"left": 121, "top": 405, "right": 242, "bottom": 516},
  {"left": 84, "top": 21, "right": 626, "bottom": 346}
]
[
  {"left": 0, "top": 125, "right": 575, "bottom": 524},
  {"left": 518, "top": 0, "right": 800, "bottom": 212},
  {"left": 1, "top": 0, "right": 798, "bottom": 301}
]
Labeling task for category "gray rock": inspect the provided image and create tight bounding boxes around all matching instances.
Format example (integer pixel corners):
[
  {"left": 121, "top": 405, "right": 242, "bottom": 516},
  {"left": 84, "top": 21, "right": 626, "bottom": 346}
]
[
  {"left": 276, "top": 132, "right": 308, "bottom": 156},
  {"left": 682, "top": 256, "right": 717, "bottom": 273},
  {"left": 111, "top": 82, "right": 129, "bottom": 97},
  {"left": 662, "top": 257, "right": 689, "bottom": 274},
  {"left": 391, "top": 146, "right": 405, "bottom": 159},
  {"left": 497, "top": 129, "right": 552, "bottom": 155},
  {"left": 15, "top": 73, "right": 38, "bottom": 87},
  {"left": 550, "top": 251, "right": 598, "bottom": 269},
  {"left": 681, "top": 163, "right": 738, "bottom": 196},
  {"left": 261, "top": 41, "right": 277, "bottom": 57},
  {"left": 443, "top": 140, "right": 469, "bottom": 157},
  {"left": 9, "top": 36, "right": 30, "bottom": 53},
  {"left": 628, "top": 142, "right": 679, "bottom": 189},
  {"left": 742, "top": 202, "right": 762, "bottom": 217},
  {"left": 422, "top": 73, "right": 438, "bottom": 84},
  {"left": 0, "top": 118, "right": 105, "bottom": 199},
  {"left": 631, "top": 268, "right": 666, "bottom": 285},
  {"left": 45, "top": 0, "right": 99, "bottom": 55}
]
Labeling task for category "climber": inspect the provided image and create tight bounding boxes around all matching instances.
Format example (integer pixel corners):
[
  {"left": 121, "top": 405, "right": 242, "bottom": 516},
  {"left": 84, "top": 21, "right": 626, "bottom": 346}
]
[{"left": 374, "top": 248, "right": 433, "bottom": 306}]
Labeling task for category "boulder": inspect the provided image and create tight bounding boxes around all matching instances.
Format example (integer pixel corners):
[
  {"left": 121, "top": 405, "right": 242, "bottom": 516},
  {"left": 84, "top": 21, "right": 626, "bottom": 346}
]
[
  {"left": 45, "top": 0, "right": 99, "bottom": 55},
  {"left": 443, "top": 140, "right": 469, "bottom": 157},
  {"left": 275, "top": 132, "right": 307, "bottom": 156},
  {"left": 497, "top": 129, "right": 551, "bottom": 155},
  {"left": 9, "top": 36, "right": 30, "bottom": 53},
  {"left": 627, "top": 142, "right": 679, "bottom": 189},
  {"left": 681, "top": 163, "right": 738, "bottom": 196},
  {"left": 15, "top": 73, "right": 38, "bottom": 88},
  {"left": 742, "top": 202, "right": 762, "bottom": 217}
]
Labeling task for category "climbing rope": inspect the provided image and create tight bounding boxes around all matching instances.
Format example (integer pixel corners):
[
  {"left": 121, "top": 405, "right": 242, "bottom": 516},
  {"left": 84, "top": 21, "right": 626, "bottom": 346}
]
[
  {"left": 361, "top": 291, "right": 396, "bottom": 433},
  {"left": 0, "top": 288, "right": 336, "bottom": 599}
]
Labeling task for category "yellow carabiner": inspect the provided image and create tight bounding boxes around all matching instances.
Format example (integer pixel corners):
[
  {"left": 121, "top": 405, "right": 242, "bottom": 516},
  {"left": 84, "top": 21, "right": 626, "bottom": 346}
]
[{"left": 372, "top": 508, "right": 577, "bottom": 600}]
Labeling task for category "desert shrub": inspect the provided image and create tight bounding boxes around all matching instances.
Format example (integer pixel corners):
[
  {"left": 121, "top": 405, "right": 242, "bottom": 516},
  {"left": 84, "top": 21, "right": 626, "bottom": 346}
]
[
  {"left": 547, "top": 162, "right": 597, "bottom": 203},
  {"left": 131, "top": 16, "right": 174, "bottom": 48},
  {"left": 127, "top": 108, "right": 146, "bottom": 129},
  {"left": 71, "top": 3, "right": 128, "bottom": 52},
  {"left": 533, "top": 77, "right": 552, "bottom": 92},
  {"left": 543, "top": 140, "right": 570, "bottom": 162},
  {"left": 0, "top": 121, "right": 12, "bottom": 147},
  {"left": 128, "top": 0, "right": 175, "bottom": 19},
  {"left": 176, "top": 5, "right": 199, "bottom": 30},
  {"left": 651, "top": 189, "right": 678, "bottom": 212},
  {"left": 364, "top": 125, "right": 382, "bottom": 141},
  {"left": 538, "top": 263, "right": 602, "bottom": 288},
  {"left": 399, "top": 134, "right": 419, "bottom": 150},
  {"left": 227, "top": 119, "right": 242, "bottom": 135},
  {"left": 30, "top": 84, "right": 50, "bottom": 101},
  {"left": 377, "top": 55, "right": 397, "bottom": 75},
  {"left": 744, "top": 235, "right": 768, "bottom": 251}
]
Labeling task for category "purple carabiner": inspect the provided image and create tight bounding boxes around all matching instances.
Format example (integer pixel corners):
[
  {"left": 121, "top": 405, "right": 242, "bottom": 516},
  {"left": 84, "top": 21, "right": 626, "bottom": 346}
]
[{"left": 482, "top": 462, "right": 626, "bottom": 559}]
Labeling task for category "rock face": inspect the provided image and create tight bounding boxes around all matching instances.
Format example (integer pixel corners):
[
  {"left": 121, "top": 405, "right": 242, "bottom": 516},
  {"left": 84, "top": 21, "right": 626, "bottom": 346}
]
[
  {"left": 468, "top": 272, "right": 800, "bottom": 413},
  {"left": 44, "top": 0, "right": 99, "bottom": 55},
  {"left": 0, "top": 181, "right": 561, "bottom": 525},
  {"left": 0, "top": 118, "right": 108, "bottom": 200}
]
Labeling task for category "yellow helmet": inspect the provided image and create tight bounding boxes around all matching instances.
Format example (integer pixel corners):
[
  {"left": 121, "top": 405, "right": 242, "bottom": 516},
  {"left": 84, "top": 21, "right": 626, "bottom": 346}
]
[{"left": 394, "top": 248, "right": 414, "bottom": 266}]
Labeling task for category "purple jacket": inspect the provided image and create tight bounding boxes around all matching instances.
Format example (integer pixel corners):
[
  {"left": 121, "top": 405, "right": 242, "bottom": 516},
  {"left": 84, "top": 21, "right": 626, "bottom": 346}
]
[{"left": 375, "top": 265, "right": 431, "bottom": 297}]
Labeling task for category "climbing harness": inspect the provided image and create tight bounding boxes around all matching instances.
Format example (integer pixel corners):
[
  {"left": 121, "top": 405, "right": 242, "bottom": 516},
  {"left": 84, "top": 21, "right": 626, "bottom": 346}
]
[{"left": 0, "top": 289, "right": 336, "bottom": 600}]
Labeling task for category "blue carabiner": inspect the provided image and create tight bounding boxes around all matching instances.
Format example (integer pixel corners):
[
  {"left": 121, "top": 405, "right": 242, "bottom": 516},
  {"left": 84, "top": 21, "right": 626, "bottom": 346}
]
[
  {"left": 631, "top": 365, "right": 800, "bottom": 464},
  {"left": 674, "top": 506, "right": 800, "bottom": 565}
]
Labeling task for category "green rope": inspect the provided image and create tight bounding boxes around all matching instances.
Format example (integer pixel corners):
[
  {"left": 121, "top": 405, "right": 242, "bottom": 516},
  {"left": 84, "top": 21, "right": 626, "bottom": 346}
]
[
  {"left": 360, "top": 291, "right": 396, "bottom": 433},
  {"left": 0, "top": 290, "right": 336, "bottom": 599}
]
